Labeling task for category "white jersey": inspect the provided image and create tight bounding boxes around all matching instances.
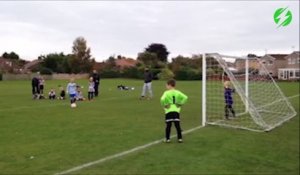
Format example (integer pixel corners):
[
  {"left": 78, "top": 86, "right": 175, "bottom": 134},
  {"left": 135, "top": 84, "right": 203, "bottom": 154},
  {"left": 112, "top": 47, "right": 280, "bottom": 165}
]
[{"left": 88, "top": 82, "right": 95, "bottom": 92}]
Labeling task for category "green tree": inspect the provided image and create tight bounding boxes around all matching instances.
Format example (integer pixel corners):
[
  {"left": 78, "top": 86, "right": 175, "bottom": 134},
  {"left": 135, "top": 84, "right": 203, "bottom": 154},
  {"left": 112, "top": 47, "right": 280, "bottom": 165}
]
[
  {"left": 71, "top": 37, "right": 94, "bottom": 73},
  {"left": 137, "top": 51, "right": 158, "bottom": 66},
  {"left": 145, "top": 43, "right": 169, "bottom": 63},
  {"left": 2, "top": 52, "right": 19, "bottom": 60},
  {"left": 41, "top": 52, "right": 70, "bottom": 73},
  {"left": 158, "top": 68, "right": 174, "bottom": 80}
]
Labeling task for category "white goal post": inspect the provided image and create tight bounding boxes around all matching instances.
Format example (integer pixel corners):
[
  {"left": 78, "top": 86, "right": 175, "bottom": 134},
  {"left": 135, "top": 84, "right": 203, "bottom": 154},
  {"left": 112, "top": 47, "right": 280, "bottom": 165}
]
[{"left": 202, "top": 53, "right": 296, "bottom": 132}]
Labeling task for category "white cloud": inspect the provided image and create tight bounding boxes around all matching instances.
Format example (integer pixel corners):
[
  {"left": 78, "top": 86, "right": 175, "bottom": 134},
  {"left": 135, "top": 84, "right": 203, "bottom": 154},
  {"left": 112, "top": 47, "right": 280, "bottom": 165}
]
[{"left": 0, "top": 1, "right": 298, "bottom": 61}]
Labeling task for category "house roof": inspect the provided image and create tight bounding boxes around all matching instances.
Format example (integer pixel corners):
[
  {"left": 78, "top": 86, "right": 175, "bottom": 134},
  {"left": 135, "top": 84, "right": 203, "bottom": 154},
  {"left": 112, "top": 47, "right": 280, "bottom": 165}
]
[
  {"left": 261, "top": 54, "right": 288, "bottom": 61},
  {"left": 268, "top": 54, "right": 288, "bottom": 60},
  {"left": 23, "top": 59, "right": 42, "bottom": 70},
  {"left": 284, "top": 51, "right": 300, "bottom": 59},
  {"left": 115, "top": 58, "right": 137, "bottom": 68}
]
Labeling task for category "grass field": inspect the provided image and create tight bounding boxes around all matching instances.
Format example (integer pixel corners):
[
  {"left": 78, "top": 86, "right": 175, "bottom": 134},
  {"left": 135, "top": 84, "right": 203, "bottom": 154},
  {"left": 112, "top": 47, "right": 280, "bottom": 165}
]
[{"left": 0, "top": 79, "right": 299, "bottom": 175}]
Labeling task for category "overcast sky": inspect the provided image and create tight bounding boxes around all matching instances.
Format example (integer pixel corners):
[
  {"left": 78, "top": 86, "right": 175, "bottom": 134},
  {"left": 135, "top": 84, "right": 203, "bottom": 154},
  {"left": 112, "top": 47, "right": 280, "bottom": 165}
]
[{"left": 0, "top": 1, "right": 299, "bottom": 61}]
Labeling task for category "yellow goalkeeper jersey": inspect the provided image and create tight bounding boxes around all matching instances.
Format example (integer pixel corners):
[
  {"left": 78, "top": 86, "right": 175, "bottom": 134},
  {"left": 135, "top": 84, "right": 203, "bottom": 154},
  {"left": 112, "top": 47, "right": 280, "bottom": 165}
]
[{"left": 160, "top": 89, "right": 188, "bottom": 114}]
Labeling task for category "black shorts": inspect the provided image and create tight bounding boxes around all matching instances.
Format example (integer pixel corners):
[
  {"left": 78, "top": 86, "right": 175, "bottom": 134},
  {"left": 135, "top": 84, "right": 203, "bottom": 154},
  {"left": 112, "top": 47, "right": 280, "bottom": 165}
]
[
  {"left": 40, "top": 85, "right": 44, "bottom": 90},
  {"left": 165, "top": 112, "right": 180, "bottom": 123}
]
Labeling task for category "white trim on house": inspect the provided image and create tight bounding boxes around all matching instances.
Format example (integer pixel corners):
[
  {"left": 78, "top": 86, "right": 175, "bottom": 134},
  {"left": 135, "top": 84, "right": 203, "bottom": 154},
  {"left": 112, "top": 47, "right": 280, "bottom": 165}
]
[{"left": 278, "top": 68, "right": 300, "bottom": 80}]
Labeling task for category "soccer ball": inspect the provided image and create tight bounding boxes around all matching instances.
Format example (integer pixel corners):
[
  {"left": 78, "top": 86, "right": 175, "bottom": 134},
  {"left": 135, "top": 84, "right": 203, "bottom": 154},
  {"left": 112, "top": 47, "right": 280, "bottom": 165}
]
[
  {"left": 131, "top": 87, "right": 135, "bottom": 90},
  {"left": 71, "top": 103, "right": 77, "bottom": 108}
]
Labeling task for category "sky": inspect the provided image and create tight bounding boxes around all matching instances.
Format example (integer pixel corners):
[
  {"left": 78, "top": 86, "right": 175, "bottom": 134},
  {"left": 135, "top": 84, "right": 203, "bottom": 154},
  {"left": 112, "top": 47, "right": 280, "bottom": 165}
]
[{"left": 0, "top": 1, "right": 299, "bottom": 61}]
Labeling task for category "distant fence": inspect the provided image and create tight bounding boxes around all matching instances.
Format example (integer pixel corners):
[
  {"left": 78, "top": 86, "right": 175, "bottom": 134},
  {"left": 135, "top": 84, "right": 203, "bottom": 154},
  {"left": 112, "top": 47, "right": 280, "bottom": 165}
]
[{"left": 2, "top": 73, "right": 89, "bottom": 81}]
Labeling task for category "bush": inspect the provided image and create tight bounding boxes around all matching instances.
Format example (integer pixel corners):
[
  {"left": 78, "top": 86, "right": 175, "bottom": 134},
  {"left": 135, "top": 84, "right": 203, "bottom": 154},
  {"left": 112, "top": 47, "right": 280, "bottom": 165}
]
[
  {"left": 151, "top": 68, "right": 161, "bottom": 80},
  {"left": 121, "top": 67, "right": 144, "bottom": 79},
  {"left": 158, "top": 68, "right": 174, "bottom": 80},
  {"left": 40, "top": 67, "right": 53, "bottom": 75},
  {"left": 175, "top": 67, "right": 202, "bottom": 80},
  {"left": 100, "top": 69, "right": 121, "bottom": 78}
]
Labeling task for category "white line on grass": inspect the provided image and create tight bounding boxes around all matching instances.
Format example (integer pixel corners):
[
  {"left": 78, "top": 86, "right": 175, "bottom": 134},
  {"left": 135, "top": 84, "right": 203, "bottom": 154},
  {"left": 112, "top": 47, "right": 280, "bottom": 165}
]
[
  {"left": 54, "top": 94, "right": 300, "bottom": 175},
  {"left": 286, "top": 94, "right": 300, "bottom": 100},
  {"left": 54, "top": 125, "right": 205, "bottom": 175}
]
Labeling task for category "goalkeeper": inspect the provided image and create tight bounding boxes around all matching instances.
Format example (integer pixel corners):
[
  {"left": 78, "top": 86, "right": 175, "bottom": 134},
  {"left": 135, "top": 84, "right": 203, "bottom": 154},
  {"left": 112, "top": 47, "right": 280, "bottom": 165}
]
[
  {"left": 160, "top": 79, "right": 188, "bottom": 143},
  {"left": 224, "top": 81, "right": 236, "bottom": 119}
]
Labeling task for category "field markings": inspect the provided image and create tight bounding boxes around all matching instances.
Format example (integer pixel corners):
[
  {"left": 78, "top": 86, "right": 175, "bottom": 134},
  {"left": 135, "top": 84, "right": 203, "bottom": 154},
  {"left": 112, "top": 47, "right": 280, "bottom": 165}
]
[
  {"left": 54, "top": 125, "right": 205, "bottom": 175},
  {"left": 54, "top": 93, "right": 300, "bottom": 175},
  {"left": 286, "top": 94, "right": 300, "bottom": 100}
]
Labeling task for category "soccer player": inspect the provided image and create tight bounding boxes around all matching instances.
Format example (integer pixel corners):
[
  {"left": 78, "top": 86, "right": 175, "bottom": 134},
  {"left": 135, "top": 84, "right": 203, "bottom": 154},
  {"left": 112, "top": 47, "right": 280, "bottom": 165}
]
[
  {"left": 140, "top": 67, "right": 153, "bottom": 100},
  {"left": 224, "top": 81, "right": 236, "bottom": 119},
  {"left": 75, "top": 86, "right": 85, "bottom": 101},
  {"left": 58, "top": 85, "right": 66, "bottom": 100},
  {"left": 66, "top": 78, "right": 77, "bottom": 105},
  {"left": 160, "top": 79, "right": 188, "bottom": 143},
  {"left": 48, "top": 88, "right": 56, "bottom": 100},
  {"left": 88, "top": 77, "right": 95, "bottom": 101},
  {"left": 31, "top": 76, "right": 40, "bottom": 99},
  {"left": 92, "top": 70, "right": 100, "bottom": 97},
  {"left": 39, "top": 76, "right": 45, "bottom": 99}
]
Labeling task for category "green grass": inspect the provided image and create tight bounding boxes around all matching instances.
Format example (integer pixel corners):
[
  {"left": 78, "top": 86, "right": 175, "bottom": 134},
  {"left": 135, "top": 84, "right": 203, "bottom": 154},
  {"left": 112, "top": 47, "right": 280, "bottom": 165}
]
[{"left": 0, "top": 79, "right": 298, "bottom": 175}]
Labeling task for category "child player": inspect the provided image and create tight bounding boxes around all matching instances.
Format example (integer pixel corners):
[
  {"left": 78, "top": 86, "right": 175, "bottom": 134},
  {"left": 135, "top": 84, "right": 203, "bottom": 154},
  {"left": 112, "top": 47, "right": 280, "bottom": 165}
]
[
  {"left": 58, "top": 85, "right": 66, "bottom": 100},
  {"left": 67, "top": 78, "right": 77, "bottom": 107},
  {"left": 224, "top": 81, "right": 236, "bottom": 119},
  {"left": 88, "top": 77, "right": 95, "bottom": 101},
  {"left": 160, "top": 79, "right": 188, "bottom": 143},
  {"left": 48, "top": 88, "right": 56, "bottom": 100}
]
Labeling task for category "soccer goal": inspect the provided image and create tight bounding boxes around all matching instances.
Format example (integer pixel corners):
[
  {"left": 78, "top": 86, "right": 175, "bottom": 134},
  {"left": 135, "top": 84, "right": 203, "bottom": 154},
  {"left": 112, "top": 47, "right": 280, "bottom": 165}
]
[{"left": 202, "top": 53, "right": 296, "bottom": 132}]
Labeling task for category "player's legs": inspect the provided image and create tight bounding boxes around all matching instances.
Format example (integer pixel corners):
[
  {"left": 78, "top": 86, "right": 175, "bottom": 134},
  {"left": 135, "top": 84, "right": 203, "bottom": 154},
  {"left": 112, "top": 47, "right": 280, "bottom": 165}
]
[
  {"left": 40, "top": 85, "right": 44, "bottom": 94},
  {"left": 174, "top": 121, "right": 182, "bottom": 140},
  {"left": 70, "top": 94, "right": 76, "bottom": 104},
  {"left": 88, "top": 92, "right": 91, "bottom": 100},
  {"left": 225, "top": 105, "right": 230, "bottom": 119},
  {"left": 94, "top": 83, "right": 99, "bottom": 97},
  {"left": 88, "top": 92, "right": 94, "bottom": 100},
  {"left": 228, "top": 105, "right": 236, "bottom": 117},
  {"left": 147, "top": 82, "right": 153, "bottom": 98},
  {"left": 173, "top": 112, "right": 182, "bottom": 141},
  {"left": 165, "top": 122, "right": 172, "bottom": 141},
  {"left": 141, "top": 83, "right": 147, "bottom": 97}
]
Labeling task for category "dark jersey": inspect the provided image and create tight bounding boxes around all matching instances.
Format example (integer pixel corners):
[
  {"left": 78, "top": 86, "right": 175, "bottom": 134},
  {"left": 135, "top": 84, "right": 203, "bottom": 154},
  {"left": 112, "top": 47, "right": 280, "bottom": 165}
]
[
  {"left": 60, "top": 90, "right": 66, "bottom": 97},
  {"left": 144, "top": 71, "right": 153, "bottom": 83},
  {"left": 32, "top": 77, "right": 39, "bottom": 86},
  {"left": 92, "top": 73, "right": 100, "bottom": 84},
  {"left": 224, "top": 88, "right": 234, "bottom": 105}
]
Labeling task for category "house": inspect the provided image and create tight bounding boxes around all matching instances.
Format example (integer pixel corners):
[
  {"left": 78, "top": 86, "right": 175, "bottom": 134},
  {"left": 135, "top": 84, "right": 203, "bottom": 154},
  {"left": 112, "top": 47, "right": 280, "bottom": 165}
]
[
  {"left": 258, "top": 54, "right": 288, "bottom": 78},
  {"left": 22, "top": 59, "right": 42, "bottom": 73},
  {"left": 278, "top": 51, "right": 300, "bottom": 80},
  {"left": 115, "top": 58, "right": 137, "bottom": 69},
  {"left": 0, "top": 57, "right": 13, "bottom": 72},
  {"left": 235, "top": 58, "right": 260, "bottom": 72}
]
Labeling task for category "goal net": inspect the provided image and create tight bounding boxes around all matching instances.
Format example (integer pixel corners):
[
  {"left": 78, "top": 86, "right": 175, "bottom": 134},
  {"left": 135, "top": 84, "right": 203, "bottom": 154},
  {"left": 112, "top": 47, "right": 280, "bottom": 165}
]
[{"left": 202, "top": 53, "right": 296, "bottom": 132}]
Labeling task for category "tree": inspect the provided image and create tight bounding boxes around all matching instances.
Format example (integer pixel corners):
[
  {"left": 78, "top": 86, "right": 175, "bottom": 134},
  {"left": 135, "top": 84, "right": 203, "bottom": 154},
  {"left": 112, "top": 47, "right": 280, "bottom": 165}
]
[
  {"left": 40, "top": 52, "right": 70, "bottom": 73},
  {"left": 145, "top": 43, "right": 169, "bottom": 63},
  {"left": 137, "top": 51, "right": 158, "bottom": 66},
  {"left": 71, "top": 37, "right": 94, "bottom": 73},
  {"left": 2, "top": 52, "right": 19, "bottom": 60}
]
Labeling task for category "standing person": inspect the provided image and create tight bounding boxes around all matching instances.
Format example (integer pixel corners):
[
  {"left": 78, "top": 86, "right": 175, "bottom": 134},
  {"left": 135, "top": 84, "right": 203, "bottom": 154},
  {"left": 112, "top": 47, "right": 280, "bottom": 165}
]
[
  {"left": 66, "top": 78, "right": 77, "bottom": 106},
  {"left": 31, "top": 76, "right": 40, "bottom": 99},
  {"left": 92, "top": 70, "right": 100, "bottom": 97},
  {"left": 160, "top": 79, "right": 188, "bottom": 143},
  {"left": 88, "top": 77, "right": 95, "bottom": 101},
  {"left": 140, "top": 67, "right": 153, "bottom": 100},
  {"left": 224, "top": 81, "right": 236, "bottom": 119},
  {"left": 39, "top": 76, "right": 45, "bottom": 99}
]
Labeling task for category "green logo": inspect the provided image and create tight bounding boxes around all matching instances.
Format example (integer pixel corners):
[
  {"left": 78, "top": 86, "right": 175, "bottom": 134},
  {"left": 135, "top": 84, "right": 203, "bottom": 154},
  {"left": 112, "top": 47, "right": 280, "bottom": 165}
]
[{"left": 273, "top": 7, "right": 292, "bottom": 27}]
